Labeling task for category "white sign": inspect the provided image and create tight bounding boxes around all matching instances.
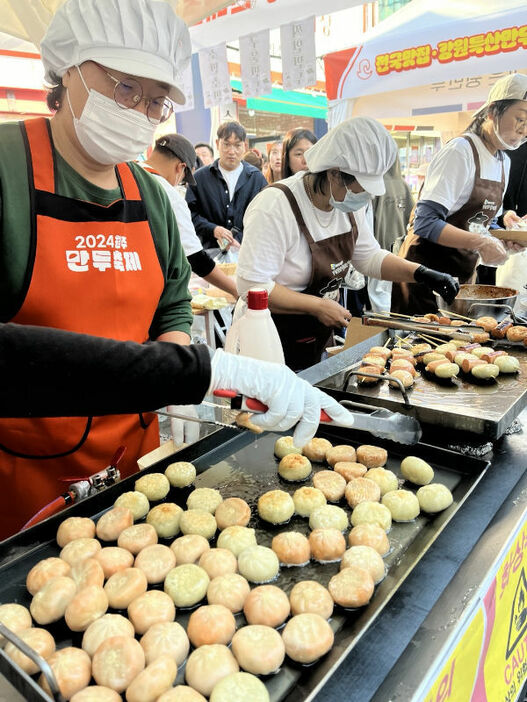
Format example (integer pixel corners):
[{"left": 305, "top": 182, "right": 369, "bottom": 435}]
[
  {"left": 280, "top": 17, "right": 316, "bottom": 92},
  {"left": 239, "top": 29, "right": 272, "bottom": 98},
  {"left": 173, "top": 59, "right": 195, "bottom": 113},
  {"left": 198, "top": 43, "right": 232, "bottom": 109}
]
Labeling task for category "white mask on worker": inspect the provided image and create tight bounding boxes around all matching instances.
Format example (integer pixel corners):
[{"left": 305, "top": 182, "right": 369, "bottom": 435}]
[
  {"left": 329, "top": 180, "right": 372, "bottom": 212},
  {"left": 67, "top": 66, "right": 156, "bottom": 165}
]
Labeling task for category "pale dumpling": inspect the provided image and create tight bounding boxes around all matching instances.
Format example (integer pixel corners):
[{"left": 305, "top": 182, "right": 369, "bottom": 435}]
[
  {"left": 214, "top": 498, "right": 251, "bottom": 530},
  {"left": 70, "top": 558, "right": 105, "bottom": 590},
  {"left": 56, "top": 517, "right": 96, "bottom": 547},
  {"left": 326, "top": 445, "right": 356, "bottom": 467},
  {"left": 0, "top": 603, "right": 32, "bottom": 644},
  {"left": 135, "top": 473, "right": 170, "bottom": 501},
  {"left": 309, "top": 504, "right": 348, "bottom": 531},
  {"left": 274, "top": 436, "right": 302, "bottom": 459},
  {"left": 289, "top": 581, "right": 334, "bottom": 619},
  {"left": 104, "top": 568, "right": 148, "bottom": 609},
  {"left": 134, "top": 544, "right": 176, "bottom": 584},
  {"left": 341, "top": 546, "right": 386, "bottom": 584},
  {"left": 209, "top": 672, "right": 270, "bottom": 702},
  {"left": 344, "top": 477, "right": 381, "bottom": 508},
  {"left": 95, "top": 547, "right": 134, "bottom": 578},
  {"left": 165, "top": 461, "right": 197, "bottom": 488},
  {"left": 30, "top": 576, "right": 76, "bottom": 625},
  {"left": 164, "top": 564, "right": 210, "bottom": 608},
  {"left": 216, "top": 526, "right": 257, "bottom": 557},
  {"left": 187, "top": 487, "right": 223, "bottom": 514},
  {"left": 350, "top": 501, "right": 392, "bottom": 532},
  {"left": 117, "top": 523, "right": 158, "bottom": 554},
  {"left": 124, "top": 654, "right": 178, "bottom": 702},
  {"left": 70, "top": 688, "right": 121, "bottom": 702},
  {"left": 128, "top": 590, "right": 176, "bottom": 635},
  {"left": 26, "top": 557, "right": 71, "bottom": 595},
  {"left": 348, "top": 524, "right": 390, "bottom": 556},
  {"left": 416, "top": 483, "right": 453, "bottom": 512},
  {"left": 60, "top": 537, "right": 101, "bottom": 566},
  {"left": 257, "top": 490, "right": 294, "bottom": 524},
  {"left": 114, "top": 491, "right": 150, "bottom": 521},
  {"left": 157, "top": 687, "right": 206, "bottom": 702},
  {"left": 207, "top": 574, "right": 251, "bottom": 613},
  {"left": 96, "top": 506, "right": 134, "bottom": 541},
  {"left": 293, "top": 486, "right": 326, "bottom": 517},
  {"left": 39, "top": 647, "right": 91, "bottom": 700},
  {"left": 312, "top": 470, "right": 346, "bottom": 502},
  {"left": 82, "top": 614, "right": 135, "bottom": 658},
  {"left": 185, "top": 644, "right": 239, "bottom": 698},
  {"left": 170, "top": 534, "right": 210, "bottom": 564},
  {"left": 237, "top": 545, "right": 279, "bottom": 584},
  {"left": 230, "top": 625, "right": 285, "bottom": 675},
  {"left": 179, "top": 509, "right": 217, "bottom": 540},
  {"left": 146, "top": 503, "right": 183, "bottom": 539},
  {"left": 198, "top": 548, "right": 238, "bottom": 579},
  {"left": 382, "top": 489, "right": 420, "bottom": 522},
  {"left": 302, "top": 437, "right": 332, "bottom": 462},
  {"left": 187, "top": 604, "right": 236, "bottom": 647},
  {"left": 4, "top": 628, "right": 55, "bottom": 675},
  {"left": 140, "top": 621, "right": 190, "bottom": 666},
  {"left": 281, "top": 613, "right": 334, "bottom": 663},
  {"left": 91, "top": 636, "right": 145, "bottom": 693},
  {"left": 364, "top": 468, "right": 399, "bottom": 496},
  {"left": 400, "top": 456, "right": 434, "bottom": 486},
  {"left": 64, "top": 585, "right": 108, "bottom": 632},
  {"left": 243, "top": 585, "right": 290, "bottom": 627}
]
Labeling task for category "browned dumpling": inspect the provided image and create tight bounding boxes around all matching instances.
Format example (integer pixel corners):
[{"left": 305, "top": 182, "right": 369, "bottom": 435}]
[
  {"left": 292, "top": 486, "right": 326, "bottom": 517},
  {"left": 341, "top": 546, "right": 386, "bottom": 584},
  {"left": 281, "top": 613, "right": 334, "bottom": 663},
  {"left": 60, "top": 537, "right": 101, "bottom": 566},
  {"left": 82, "top": 614, "right": 135, "bottom": 658},
  {"left": 308, "top": 528, "right": 346, "bottom": 563},
  {"left": 117, "top": 523, "right": 158, "bottom": 554},
  {"left": 4, "top": 628, "right": 55, "bottom": 675},
  {"left": 207, "top": 574, "right": 251, "bottom": 613},
  {"left": 95, "top": 547, "right": 134, "bottom": 578},
  {"left": 125, "top": 654, "right": 178, "bottom": 702},
  {"left": 96, "top": 506, "right": 134, "bottom": 541},
  {"left": 70, "top": 558, "right": 105, "bottom": 590},
  {"left": 187, "top": 604, "right": 237, "bottom": 647},
  {"left": 170, "top": 534, "right": 210, "bottom": 564},
  {"left": 344, "top": 477, "right": 381, "bottom": 508},
  {"left": 289, "top": 581, "right": 334, "bottom": 619},
  {"left": 326, "top": 445, "right": 357, "bottom": 467},
  {"left": 312, "top": 470, "right": 346, "bottom": 502},
  {"left": 243, "top": 585, "right": 290, "bottom": 627},
  {"left": 57, "top": 517, "right": 96, "bottom": 547},
  {"left": 302, "top": 437, "right": 333, "bottom": 462},
  {"left": 214, "top": 498, "right": 251, "bottom": 530},
  {"left": 65, "top": 585, "right": 108, "bottom": 632},
  {"left": 92, "top": 636, "right": 145, "bottom": 693},
  {"left": 71, "top": 688, "right": 122, "bottom": 702},
  {"left": 39, "top": 647, "right": 91, "bottom": 700},
  {"left": 271, "top": 531, "right": 310, "bottom": 566},
  {"left": 231, "top": 625, "right": 285, "bottom": 675},
  {"left": 334, "top": 461, "right": 367, "bottom": 481},
  {"left": 134, "top": 544, "right": 176, "bottom": 584},
  {"left": 139, "top": 621, "right": 190, "bottom": 666},
  {"left": 198, "top": 548, "right": 238, "bottom": 579},
  {"left": 104, "top": 567, "right": 148, "bottom": 609},
  {"left": 27, "top": 557, "right": 71, "bottom": 595},
  {"left": 184, "top": 644, "right": 239, "bottom": 698},
  {"left": 328, "top": 567, "right": 374, "bottom": 608},
  {"left": 128, "top": 590, "right": 176, "bottom": 635},
  {"left": 356, "top": 445, "right": 388, "bottom": 468},
  {"left": 348, "top": 523, "right": 390, "bottom": 556},
  {"left": 278, "top": 453, "right": 312, "bottom": 482},
  {"left": 30, "top": 576, "right": 76, "bottom": 625}
]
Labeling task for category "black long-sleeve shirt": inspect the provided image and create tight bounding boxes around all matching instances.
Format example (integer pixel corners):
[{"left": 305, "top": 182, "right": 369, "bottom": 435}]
[{"left": 0, "top": 324, "right": 211, "bottom": 418}]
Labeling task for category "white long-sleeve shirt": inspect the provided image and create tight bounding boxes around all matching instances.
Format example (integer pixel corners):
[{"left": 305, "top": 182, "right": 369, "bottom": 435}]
[{"left": 237, "top": 171, "right": 388, "bottom": 296}]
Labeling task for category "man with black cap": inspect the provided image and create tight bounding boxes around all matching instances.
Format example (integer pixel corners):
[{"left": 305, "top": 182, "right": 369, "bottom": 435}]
[{"left": 142, "top": 134, "right": 238, "bottom": 299}]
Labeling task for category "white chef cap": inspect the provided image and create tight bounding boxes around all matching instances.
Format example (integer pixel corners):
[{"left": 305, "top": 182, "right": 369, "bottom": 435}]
[
  {"left": 304, "top": 117, "right": 397, "bottom": 196},
  {"left": 40, "top": 0, "right": 191, "bottom": 105}
]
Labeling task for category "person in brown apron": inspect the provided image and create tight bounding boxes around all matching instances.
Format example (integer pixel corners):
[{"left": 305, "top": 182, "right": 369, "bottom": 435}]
[
  {"left": 392, "top": 74, "right": 527, "bottom": 315},
  {"left": 236, "top": 117, "right": 459, "bottom": 372}
]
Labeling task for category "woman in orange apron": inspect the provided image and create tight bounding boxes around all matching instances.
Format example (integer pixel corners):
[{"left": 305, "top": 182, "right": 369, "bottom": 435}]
[
  {"left": 236, "top": 117, "right": 459, "bottom": 371},
  {"left": 392, "top": 74, "right": 527, "bottom": 315}
]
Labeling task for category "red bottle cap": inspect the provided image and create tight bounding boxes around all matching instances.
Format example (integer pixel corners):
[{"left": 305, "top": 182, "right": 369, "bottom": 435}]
[{"left": 247, "top": 288, "right": 269, "bottom": 310}]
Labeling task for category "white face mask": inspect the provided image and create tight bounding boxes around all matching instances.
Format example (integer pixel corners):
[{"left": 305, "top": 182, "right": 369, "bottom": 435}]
[
  {"left": 329, "top": 180, "right": 372, "bottom": 212},
  {"left": 67, "top": 66, "right": 157, "bottom": 165}
]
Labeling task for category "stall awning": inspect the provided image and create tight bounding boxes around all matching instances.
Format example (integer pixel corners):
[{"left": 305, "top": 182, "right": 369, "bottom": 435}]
[{"left": 230, "top": 78, "right": 327, "bottom": 119}]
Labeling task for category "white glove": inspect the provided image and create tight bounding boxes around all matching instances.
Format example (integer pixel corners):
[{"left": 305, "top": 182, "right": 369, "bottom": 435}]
[
  {"left": 473, "top": 234, "right": 508, "bottom": 266},
  {"left": 167, "top": 405, "right": 200, "bottom": 446},
  {"left": 209, "top": 350, "right": 355, "bottom": 448}
]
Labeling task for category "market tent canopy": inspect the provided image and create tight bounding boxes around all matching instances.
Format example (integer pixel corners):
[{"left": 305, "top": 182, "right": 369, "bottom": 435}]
[
  {"left": 0, "top": 0, "right": 231, "bottom": 47},
  {"left": 324, "top": 0, "right": 527, "bottom": 102}
]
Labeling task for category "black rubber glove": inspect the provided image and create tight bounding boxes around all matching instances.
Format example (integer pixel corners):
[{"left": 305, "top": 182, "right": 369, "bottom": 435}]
[{"left": 413, "top": 265, "right": 460, "bottom": 304}]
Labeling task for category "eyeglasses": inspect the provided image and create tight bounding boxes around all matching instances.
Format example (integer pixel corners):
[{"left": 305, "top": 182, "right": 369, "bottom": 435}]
[
  {"left": 93, "top": 62, "right": 174, "bottom": 124},
  {"left": 219, "top": 140, "right": 245, "bottom": 152}
]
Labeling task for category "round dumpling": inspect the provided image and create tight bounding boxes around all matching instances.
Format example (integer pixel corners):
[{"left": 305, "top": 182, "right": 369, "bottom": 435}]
[
  {"left": 185, "top": 645, "right": 239, "bottom": 698},
  {"left": 348, "top": 523, "right": 390, "bottom": 556},
  {"left": 309, "top": 504, "right": 348, "bottom": 531},
  {"left": 198, "top": 548, "right": 238, "bottom": 579},
  {"left": 210, "top": 672, "right": 270, "bottom": 702},
  {"left": 281, "top": 614, "right": 334, "bottom": 664},
  {"left": 231, "top": 625, "right": 285, "bottom": 675},
  {"left": 30, "top": 576, "right": 76, "bottom": 625},
  {"left": 271, "top": 532, "right": 310, "bottom": 566},
  {"left": 146, "top": 503, "right": 183, "bottom": 539},
  {"left": 56, "top": 517, "right": 95, "bottom": 547},
  {"left": 70, "top": 687, "right": 121, "bottom": 702},
  {"left": 170, "top": 534, "right": 210, "bottom": 564},
  {"left": 214, "top": 498, "right": 251, "bottom": 530},
  {"left": 4, "top": 627, "right": 55, "bottom": 675},
  {"left": 334, "top": 461, "right": 367, "bottom": 481},
  {"left": 302, "top": 437, "right": 332, "bottom": 462},
  {"left": 187, "top": 604, "right": 236, "bottom": 647},
  {"left": 70, "top": 558, "right": 105, "bottom": 590},
  {"left": 134, "top": 544, "right": 176, "bottom": 584},
  {"left": 293, "top": 486, "right": 326, "bottom": 517},
  {"left": 274, "top": 436, "right": 302, "bottom": 459},
  {"left": 400, "top": 456, "right": 434, "bottom": 486},
  {"left": 308, "top": 528, "right": 346, "bottom": 563},
  {"left": 187, "top": 487, "right": 223, "bottom": 514},
  {"left": 312, "top": 470, "right": 346, "bottom": 502},
  {"left": 257, "top": 490, "right": 295, "bottom": 524},
  {"left": 179, "top": 509, "right": 217, "bottom": 540},
  {"left": 60, "top": 537, "right": 101, "bottom": 565},
  {"left": 82, "top": 614, "right": 135, "bottom": 658},
  {"left": 164, "top": 564, "right": 210, "bottom": 608},
  {"left": 416, "top": 483, "right": 453, "bottom": 512},
  {"left": 117, "top": 523, "right": 158, "bottom": 554},
  {"left": 26, "top": 557, "right": 71, "bottom": 595},
  {"left": 328, "top": 567, "right": 374, "bottom": 608},
  {"left": 95, "top": 547, "right": 134, "bottom": 579},
  {"left": 344, "top": 477, "right": 381, "bottom": 507},
  {"left": 64, "top": 585, "right": 108, "bottom": 632},
  {"left": 140, "top": 621, "right": 190, "bottom": 666},
  {"left": 341, "top": 546, "right": 386, "bottom": 584},
  {"left": 114, "top": 491, "right": 150, "bottom": 521},
  {"left": 326, "top": 445, "right": 356, "bottom": 467},
  {"left": 356, "top": 445, "right": 388, "bottom": 468},
  {"left": 104, "top": 568, "right": 148, "bottom": 609},
  {"left": 278, "top": 453, "right": 312, "bottom": 482},
  {"left": 238, "top": 546, "right": 279, "bottom": 584},
  {"left": 128, "top": 590, "right": 176, "bottom": 635},
  {"left": 243, "top": 585, "right": 290, "bottom": 627},
  {"left": 135, "top": 473, "right": 170, "bottom": 501},
  {"left": 0, "top": 604, "right": 32, "bottom": 645},
  {"left": 165, "top": 461, "right": 196, "bottom": 488},
  {"left": 39, "top": 647, "right": 91, "bottom": 700},
  {"left": 125, "top": 654, "right": 178, "bottom": 702},
  {"left": 91, "top": 636, "right": 145, "bottom": 693},
  {"left": 207, "top": 574, "right": 251, "bottom": 613},
  {"left": 382, "top": 489, "right": 420, "bottom": 522},
  {"left": 216, "top": 526, "right": 257, "bottom": 557},
  {"left": 289, "top": 580, "right": 334, "bottom": 619},
  {"left": 96, "top": 506, "right": 134, "bottom": 541},
  {"left": 364, "top": 468, "right": 399, "bottom": 496},
  {"left": 350, "top": 501, "right": 392, "bottom": 532}
]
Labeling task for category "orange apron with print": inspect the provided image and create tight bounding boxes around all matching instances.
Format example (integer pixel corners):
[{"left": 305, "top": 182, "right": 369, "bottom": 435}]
[{"left": 0, "top": 118, "right": 165, "bottom": 539}]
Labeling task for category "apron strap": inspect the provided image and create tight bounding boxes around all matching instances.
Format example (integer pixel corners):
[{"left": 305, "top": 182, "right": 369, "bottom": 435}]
[
  {"left": 463, "top": 134, "right": 482, "bottom": 181},
  {"left": 116, "top": 163, "right": 142, "bottom": 201},
  {"left": 22, "top": 118, "right": 56, "bottom": 194},
  {"left": 269, "top": 182, "right": 314, "bottom": 244}
]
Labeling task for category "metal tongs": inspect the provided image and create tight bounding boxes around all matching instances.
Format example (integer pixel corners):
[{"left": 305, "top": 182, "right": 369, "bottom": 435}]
[{"left": 158, "top": 390, "right": 422, "bottom": 445}]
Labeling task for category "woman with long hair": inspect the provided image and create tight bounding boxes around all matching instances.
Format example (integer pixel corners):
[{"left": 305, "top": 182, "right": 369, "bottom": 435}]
[
  {"left": 282, "top": 128, "right": 318, "bottom": 179},
  {"left": 263, "top": 141, "right": 283, "bottom": 183}
]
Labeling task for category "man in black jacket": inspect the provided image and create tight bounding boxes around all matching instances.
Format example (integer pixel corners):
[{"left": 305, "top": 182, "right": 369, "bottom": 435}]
[
  {"left": 186, "top": 121, "right": 267, "bottom": 251},
  {"left": 503, "top": 142, "right": 527, "bottom": 218}
]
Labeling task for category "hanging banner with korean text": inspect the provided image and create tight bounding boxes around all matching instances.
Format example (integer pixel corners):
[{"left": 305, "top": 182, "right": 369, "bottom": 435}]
[
  {"left": 198, "top": 43, "right": 232, "bottom": 108},
  {"left": 324, "top": 0, "right": 527, "bottom": 101},
  {"left": 173, "top": 58, "right": 195, "bottom": 113},
  {"left": 239, "top": 29, "right": 272, "bottom": 98},
  {"left": 280, "top": 17, "right": 316, "bottom": 92}
]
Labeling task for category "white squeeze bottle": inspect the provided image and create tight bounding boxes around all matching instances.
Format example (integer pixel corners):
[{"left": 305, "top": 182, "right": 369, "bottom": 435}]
[{"left": 225, "top": 288, "right": 285, "bottom": 364}]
